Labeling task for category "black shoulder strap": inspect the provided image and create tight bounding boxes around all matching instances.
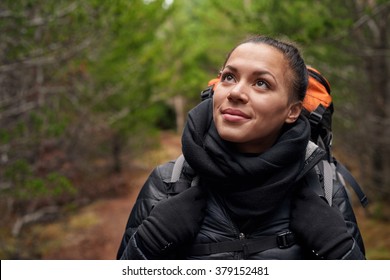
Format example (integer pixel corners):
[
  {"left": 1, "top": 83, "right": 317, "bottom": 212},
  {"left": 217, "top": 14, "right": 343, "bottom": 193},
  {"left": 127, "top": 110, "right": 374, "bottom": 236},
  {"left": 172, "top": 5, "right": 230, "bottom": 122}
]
[
  {"left": 334, "top": 159, "right": 368, "bottom": 207},
  {"left": 305, "top": 166, "right": 329, "bottom": 203},
  {"left": 315, "top": 157, "right": 368, "bottom": 208}
]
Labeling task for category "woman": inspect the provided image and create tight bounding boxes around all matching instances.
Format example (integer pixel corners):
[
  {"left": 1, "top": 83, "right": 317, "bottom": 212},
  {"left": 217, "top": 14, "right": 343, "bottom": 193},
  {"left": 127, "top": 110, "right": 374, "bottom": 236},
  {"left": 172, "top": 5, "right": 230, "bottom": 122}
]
[{"left": 117, "top": 35, "right": 365, "bottom": 260}]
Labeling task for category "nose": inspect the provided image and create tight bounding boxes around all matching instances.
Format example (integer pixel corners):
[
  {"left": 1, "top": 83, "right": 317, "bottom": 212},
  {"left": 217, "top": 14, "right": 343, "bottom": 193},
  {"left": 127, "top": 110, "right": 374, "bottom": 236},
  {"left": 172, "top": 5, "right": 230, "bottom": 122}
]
[{"left": 227, "top": 81, "right": 249, "bottom": 103}]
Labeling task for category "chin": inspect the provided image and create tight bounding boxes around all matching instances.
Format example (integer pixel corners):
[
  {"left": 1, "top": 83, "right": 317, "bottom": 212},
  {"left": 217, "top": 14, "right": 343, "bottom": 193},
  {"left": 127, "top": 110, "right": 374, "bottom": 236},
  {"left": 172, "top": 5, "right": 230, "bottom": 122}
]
[{"left": 217, "top": 128, "right": 246, "bottom": 143}]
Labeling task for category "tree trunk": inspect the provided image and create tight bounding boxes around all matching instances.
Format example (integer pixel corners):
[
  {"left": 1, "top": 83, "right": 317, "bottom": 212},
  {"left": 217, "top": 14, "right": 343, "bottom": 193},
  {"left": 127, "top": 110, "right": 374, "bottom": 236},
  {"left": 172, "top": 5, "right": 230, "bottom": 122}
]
[{"left": 172, "top": 95, "right": 186, "bottom": 133}]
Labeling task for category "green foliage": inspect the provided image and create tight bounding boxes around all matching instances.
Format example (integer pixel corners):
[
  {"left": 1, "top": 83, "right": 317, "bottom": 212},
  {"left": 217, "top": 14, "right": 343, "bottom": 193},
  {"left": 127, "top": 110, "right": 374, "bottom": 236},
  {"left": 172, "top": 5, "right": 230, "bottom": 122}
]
[
  {"left": 0, "top": 129, "right": 10, "bottom": 144},
  {"left": 86, "top": 0, "right": 172, "bottom": 126},
  {"left": 3, "top": 159, "right": 76, "bottom": 200}
]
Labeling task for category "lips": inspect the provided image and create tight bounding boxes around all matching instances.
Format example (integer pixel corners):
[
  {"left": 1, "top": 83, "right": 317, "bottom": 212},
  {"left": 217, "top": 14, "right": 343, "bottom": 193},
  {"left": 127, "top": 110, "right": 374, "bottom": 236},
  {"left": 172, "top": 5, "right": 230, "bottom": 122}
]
[{"left": 221, "top": 108, "right": 250, "bottom": 122}]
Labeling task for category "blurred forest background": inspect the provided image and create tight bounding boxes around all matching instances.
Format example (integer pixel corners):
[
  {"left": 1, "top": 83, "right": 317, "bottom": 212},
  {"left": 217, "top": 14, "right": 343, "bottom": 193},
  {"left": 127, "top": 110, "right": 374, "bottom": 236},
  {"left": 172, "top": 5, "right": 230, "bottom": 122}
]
[{"left": 0, "top": 0, "right": 389, "bottom": 259}]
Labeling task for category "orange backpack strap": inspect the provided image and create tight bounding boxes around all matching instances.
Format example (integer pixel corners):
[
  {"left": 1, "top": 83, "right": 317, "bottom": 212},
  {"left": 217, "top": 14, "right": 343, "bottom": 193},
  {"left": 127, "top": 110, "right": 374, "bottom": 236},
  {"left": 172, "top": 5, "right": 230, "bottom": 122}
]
[
  {"left": 303, "top": 67, "right": 333, "bottom": 131},
  {"left": 304, "top": 67, "right": 332, "bottom": 111}
]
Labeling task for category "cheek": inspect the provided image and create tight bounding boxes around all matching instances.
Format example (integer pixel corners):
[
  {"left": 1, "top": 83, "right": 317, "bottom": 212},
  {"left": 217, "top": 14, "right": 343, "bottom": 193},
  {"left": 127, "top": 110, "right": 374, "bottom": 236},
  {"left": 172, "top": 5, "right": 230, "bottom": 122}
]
[
  {"left": 250, "top": 99, "right": 291, "bottom": 131},
  {"left": 255, "top": 95, "right": 290, "bottom": 115}
]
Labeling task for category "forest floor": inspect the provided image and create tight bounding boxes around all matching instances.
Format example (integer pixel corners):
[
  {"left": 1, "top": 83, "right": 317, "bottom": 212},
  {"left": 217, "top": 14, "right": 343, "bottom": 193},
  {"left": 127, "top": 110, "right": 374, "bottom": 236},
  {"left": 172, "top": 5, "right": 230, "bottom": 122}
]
[
  {"left": 39, "top": 131, "right": 182, "bottom": 260},
  {"left": 14, "top": 131, "right": 390, "bottom": 260}
]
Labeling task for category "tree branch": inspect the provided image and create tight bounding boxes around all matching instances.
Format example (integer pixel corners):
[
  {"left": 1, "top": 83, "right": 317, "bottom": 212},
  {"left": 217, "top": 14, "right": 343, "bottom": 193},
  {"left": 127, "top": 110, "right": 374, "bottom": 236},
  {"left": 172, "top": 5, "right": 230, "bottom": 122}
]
[
  {"left": 0, "top": 2, "right": 79, "bottom": 25},
  {"left": 0, "top": 38, "right": 92, "bottom": 73},
  {"left": 12, "top": 206, "right": 59, "bottom": 237}
]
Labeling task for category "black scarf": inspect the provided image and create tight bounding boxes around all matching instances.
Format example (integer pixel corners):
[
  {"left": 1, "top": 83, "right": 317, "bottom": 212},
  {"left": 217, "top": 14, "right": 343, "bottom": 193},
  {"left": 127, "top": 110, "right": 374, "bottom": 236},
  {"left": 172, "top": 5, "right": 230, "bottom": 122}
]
[{"left": 182, "top": 99, "right": 310, "bottom": 220}]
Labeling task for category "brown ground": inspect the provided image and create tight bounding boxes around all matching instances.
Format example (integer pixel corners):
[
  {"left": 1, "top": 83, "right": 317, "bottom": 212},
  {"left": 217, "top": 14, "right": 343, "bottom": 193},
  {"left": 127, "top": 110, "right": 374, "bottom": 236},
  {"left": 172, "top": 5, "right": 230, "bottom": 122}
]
[
  {"left": 40, "top": 131, "right": 182, "bottom": 260},
  {"left": 36, "top": 131, "right": 389, "bottom": 260}
]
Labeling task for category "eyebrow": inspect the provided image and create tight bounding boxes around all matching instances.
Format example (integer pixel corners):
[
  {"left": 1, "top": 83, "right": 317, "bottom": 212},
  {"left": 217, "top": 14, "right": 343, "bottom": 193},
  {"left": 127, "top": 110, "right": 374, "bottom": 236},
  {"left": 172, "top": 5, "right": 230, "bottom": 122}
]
[{"left": 223, "top": 65, "right": 277, "bottom": 84}]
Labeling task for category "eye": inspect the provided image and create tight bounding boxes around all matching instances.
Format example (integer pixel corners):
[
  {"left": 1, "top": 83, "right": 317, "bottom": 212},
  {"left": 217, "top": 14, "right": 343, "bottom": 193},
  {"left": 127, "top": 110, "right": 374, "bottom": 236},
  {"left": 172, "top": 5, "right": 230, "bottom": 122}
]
[
  {"left": 254, "top": 80, "right": 269, "bottom": 89},
  {"left": 221, "top": 73, "right": 236, "bottom": 83}
]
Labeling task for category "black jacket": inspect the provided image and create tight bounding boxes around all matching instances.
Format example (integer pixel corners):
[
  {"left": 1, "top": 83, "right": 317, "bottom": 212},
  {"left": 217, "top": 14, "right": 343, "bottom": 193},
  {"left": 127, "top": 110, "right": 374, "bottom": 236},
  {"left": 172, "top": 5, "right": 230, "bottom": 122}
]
[{"left": 117, "top": 142, "right": 365, "bottom": 260}]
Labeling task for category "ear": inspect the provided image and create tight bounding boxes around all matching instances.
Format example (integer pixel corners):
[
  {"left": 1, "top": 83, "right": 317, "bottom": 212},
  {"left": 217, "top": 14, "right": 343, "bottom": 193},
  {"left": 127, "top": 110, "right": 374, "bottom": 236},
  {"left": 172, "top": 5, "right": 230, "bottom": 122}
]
[{"left": 285, "top": 101, "right": 303, "bottom": 124}]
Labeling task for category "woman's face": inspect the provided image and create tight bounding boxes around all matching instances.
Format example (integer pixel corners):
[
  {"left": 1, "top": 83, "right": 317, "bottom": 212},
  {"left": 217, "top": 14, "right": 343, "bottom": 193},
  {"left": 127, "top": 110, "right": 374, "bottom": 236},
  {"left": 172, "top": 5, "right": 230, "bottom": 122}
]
[{"left": 213, "top": 42, "right": 302, "bottom": 153}]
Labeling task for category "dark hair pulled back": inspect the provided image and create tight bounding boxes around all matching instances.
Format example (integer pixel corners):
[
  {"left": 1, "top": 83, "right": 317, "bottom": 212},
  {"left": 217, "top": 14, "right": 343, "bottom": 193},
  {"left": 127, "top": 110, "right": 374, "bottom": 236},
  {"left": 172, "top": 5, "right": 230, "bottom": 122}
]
[{"left": 222, "top": 35, "right": 308, "bottom": 101}]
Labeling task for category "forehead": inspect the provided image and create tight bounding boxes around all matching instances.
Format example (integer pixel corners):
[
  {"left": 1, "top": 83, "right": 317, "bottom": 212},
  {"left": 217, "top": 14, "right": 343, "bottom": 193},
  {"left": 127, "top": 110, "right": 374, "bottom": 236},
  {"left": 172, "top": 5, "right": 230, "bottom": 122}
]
[{"left": 226, "top": 43, "right": 288, "bottom": 71}]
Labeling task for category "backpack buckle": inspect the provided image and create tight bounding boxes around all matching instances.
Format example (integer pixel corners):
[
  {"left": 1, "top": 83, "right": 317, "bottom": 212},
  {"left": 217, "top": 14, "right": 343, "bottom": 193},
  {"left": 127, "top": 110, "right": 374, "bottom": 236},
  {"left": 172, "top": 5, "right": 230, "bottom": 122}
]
[
  {"left": 309, "top": 105, "right": 326, "bottom": 126},
  {"left": 277, "top": 231, "right": 295, "bottom": 249},
  {"left": 309, "top": 110, "right": 323, "bottom": 126}
]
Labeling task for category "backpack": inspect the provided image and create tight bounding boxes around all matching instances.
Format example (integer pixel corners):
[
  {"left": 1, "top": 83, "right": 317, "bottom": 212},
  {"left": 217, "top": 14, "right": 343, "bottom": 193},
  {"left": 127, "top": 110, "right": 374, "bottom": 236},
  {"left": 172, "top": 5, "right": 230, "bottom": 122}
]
[{"left": 302, "top": 66, "right": 368, "bottom": 207}]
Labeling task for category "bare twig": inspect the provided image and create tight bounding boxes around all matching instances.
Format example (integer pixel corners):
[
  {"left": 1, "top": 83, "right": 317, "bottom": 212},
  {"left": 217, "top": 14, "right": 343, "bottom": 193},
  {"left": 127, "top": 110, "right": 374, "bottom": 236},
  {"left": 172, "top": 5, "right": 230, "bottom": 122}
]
[{"left": 12, "top": 206, "right": 59, "bottom": 237}]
